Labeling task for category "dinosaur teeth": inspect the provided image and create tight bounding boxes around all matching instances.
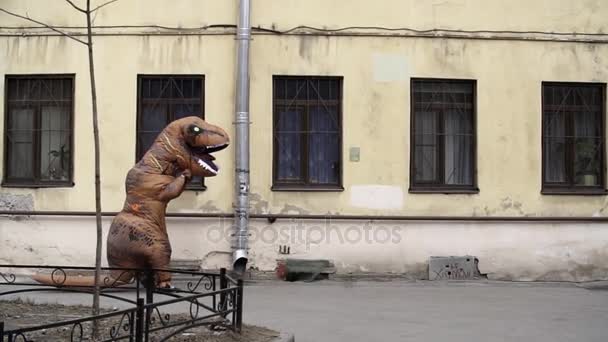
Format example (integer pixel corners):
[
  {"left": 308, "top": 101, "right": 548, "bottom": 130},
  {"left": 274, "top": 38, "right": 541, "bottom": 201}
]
[{"left": 197, "top": 158, "right": 218, "bottom": 175}]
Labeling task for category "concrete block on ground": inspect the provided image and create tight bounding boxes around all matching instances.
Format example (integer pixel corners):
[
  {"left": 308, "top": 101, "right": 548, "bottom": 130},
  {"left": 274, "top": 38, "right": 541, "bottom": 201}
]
[
  {"left": 429, "top": 255, "right": 482, "bottom": 280},
  {"left": 276, "top": 259, "right": 335, "bottom": 282}
]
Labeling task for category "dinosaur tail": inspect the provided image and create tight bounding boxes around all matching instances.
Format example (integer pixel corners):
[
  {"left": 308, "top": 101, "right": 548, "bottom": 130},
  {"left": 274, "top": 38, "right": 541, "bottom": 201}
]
[{"left": 31, "top": 272, "right": 129, "bottom": 287}]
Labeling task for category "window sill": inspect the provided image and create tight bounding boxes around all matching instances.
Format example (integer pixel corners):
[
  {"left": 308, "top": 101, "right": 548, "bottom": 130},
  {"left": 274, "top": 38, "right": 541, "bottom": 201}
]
[
  {"left": 2, "top": 182, "right": 75, "bottom": 189},
  {"left": 409, "top": 188, "right": 479, "bottom": 195},
  {"left": 541, "top": 188, "right": 608, "bottom": 196},
  {"left": 271, "top": 185, "right": 344, "bottom": 192}
]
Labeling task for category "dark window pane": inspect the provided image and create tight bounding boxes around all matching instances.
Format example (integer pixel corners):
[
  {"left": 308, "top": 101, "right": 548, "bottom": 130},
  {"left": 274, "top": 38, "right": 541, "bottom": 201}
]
[
  {"left": 285, "top": 79, "right": 299, "bottom": 99},
  {"left": 411, "top": 79, "right": 476, "bottom": 190},
  {"left": 414, "top": 144, "right": 437, "bottom": 182},
  {"left": 544, "top": 138, "right": 567, "bottom": 183},
  {"left": 6, "top": 108, "right": 35, "bottom": 179},
  {"left": 137, "top": 76, "right": 205, "bottom": 189},
  {"left": 173, "top": 103, "right": 201, "bottom": 119},
  {"left": 140, "top": 104, "right": 167, "bottom": 132},
  {"left": 308, "top": 106, "right": 340, "bottom": 184},
  {"left": 4, "top": 77, "right": 74, "bottom": 186},
  {"left": 138, "top": 133, "right": 161, "bottom": 160},
  {"left": 273, "top": 76, "right": 343, "bottom": 188},
  {"left": 543, "top": 111, "right": 566, "bottom": 137},
  {"left": 318, "top": 79, "right": 330, "bottom": 100},
  {"left": 574, "top": 138, "right": 601, "bottom": 186},
  {"left": 274, "top": 79, "right": 285, "bottom": 99},
  {"left": 308, "top": 132, "right": 340, "bottom": 184},
  {"left": 309, "top": 105, "right": 339, "bottom": 132},
  {"left": 40, "top": 106, "right": 71, "bottom": 181},
  {"left": 147, "top": 79, "right": 163, "bottom": 99},
  {"left": 192, "top": 79, "right": 202, "bottom": 99},
  {"left": 542, "top": 83, "right": 604, "bottom": 190},
  {"left": 276, "top": 109, "right": 303, "bottom": 182},
  {"left": 444, "top": 135, "right": 472, "bottom": 185}
]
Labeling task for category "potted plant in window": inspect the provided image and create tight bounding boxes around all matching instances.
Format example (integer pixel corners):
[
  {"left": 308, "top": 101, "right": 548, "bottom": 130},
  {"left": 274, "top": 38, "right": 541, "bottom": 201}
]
[{"left": 576, "top": 140, "right": 600, "bottom": 186}]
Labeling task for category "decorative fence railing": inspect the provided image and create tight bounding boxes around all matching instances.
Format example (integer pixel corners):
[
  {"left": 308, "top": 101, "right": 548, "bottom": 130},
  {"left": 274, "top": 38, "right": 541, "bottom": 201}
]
[{"left": 0, "top": 265, "right": 243, "bottom": 341}]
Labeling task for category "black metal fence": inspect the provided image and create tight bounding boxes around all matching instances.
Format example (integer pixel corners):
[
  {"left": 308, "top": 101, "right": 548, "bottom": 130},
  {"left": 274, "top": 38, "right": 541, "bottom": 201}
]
[{"left": 0, "top": 265, "right": 243, "bottom": 341}]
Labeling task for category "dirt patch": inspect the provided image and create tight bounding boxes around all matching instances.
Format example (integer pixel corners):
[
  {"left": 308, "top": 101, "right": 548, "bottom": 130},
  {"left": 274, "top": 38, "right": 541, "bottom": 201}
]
[{"left": 0, "top": 300, "right": 279, "bottom": 342}]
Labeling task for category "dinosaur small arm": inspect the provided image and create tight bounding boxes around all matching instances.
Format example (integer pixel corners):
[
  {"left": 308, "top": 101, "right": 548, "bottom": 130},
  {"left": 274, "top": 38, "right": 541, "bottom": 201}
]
[{"left": 33, "top": 116, "right": 229, "bottom": 288}]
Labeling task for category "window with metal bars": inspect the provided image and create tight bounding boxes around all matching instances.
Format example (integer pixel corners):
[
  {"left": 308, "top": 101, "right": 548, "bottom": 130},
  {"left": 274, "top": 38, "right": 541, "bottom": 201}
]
[
  {"left": 542, "top": 82, "right": 606, "bottom": 194},
  {"left": 136, "top": 75, "right": 206, "bottom": 190},
  {"left": 272, "top": 76, "right": 343, "bottom": 190},
  {"left": 410, "top": 79, "right": 477, "bottom": 193},
  {"left": 3, "top": 75, "right": 74, "bottom": 187}
]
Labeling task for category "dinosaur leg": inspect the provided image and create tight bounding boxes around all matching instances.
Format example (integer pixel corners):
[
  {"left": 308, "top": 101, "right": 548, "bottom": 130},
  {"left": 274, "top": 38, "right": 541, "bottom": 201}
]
[{"left": 148, "top": 243, "right": 172, "bottom": 288}]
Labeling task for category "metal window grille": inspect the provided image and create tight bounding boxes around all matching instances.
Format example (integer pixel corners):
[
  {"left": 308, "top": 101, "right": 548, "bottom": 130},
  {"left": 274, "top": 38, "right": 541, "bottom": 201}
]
[
  {"left": 410, "top": 79, "right": 477, "bottom": 192},
  {"left": 136, "top": 75, "right": 205, "bottom": 190},
  {"left": 272, "top": 76, "right": 343, "bottom": 190},
  {"left": 542, "top": 82, "right": 606, "bottom": 192},
  {"left": 4, "top": 75, "right": 74, "bottom": 187}
]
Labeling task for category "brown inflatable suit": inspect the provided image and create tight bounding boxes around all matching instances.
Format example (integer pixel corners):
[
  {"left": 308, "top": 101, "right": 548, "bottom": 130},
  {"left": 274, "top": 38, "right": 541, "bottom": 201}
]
[{"left": 34, "top": 116, "right": 229, "bottom": 288}]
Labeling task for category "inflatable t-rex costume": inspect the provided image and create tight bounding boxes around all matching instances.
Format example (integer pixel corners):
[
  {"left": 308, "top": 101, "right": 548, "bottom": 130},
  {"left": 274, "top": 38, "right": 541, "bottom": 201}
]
[{"left": 34, "top": 116, "right": 229, "bottom": 288}]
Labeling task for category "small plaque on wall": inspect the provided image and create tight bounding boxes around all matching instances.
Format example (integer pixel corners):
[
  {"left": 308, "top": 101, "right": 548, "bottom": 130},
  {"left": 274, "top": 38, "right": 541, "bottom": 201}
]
[{"left": 349, "top": 147, "right": 360, "bottom": 162}]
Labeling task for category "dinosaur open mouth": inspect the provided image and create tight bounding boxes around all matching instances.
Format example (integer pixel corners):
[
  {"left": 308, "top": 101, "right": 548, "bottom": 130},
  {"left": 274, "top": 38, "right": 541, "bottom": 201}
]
[{"left": 191, "top": 143, "right": 229, "bottom": 175}]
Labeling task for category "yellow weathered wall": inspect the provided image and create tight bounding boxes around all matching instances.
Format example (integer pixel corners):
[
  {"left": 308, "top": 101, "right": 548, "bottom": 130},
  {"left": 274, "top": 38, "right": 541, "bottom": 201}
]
[
  {"left": 1, "top": 0, "right": 608, "bottom": 280},
  {"left": 0, "top": 0, "right": 607, "bottom": 216},
  {"left": 0, "top": 35, "right": 237, "bottom": 212},
  {"left": 250, "top": 36, "right": 608, "bottom": 217}
]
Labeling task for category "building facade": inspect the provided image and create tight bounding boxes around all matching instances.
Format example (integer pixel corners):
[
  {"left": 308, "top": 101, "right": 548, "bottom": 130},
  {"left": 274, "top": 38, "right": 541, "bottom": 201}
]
[{"left": 1, "top": 0, "right": 607, "bottom": 281}]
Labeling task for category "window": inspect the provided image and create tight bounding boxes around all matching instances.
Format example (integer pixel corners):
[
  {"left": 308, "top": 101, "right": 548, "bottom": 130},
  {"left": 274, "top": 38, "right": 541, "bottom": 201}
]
[
  {"left": 410, "top": 79, "right": 477, "bottom": 193},
  {"left": 136, "top": 75, "right": 205, "bottom": 190},
  {"left": 542, "top": 82, "right": 606, "bottom": 194},
  {"left": 3, "top": 75, "right": 74, "bottom": 187},
  {"left": 272, "top": 76, "right": 342, "bottom": 190}
]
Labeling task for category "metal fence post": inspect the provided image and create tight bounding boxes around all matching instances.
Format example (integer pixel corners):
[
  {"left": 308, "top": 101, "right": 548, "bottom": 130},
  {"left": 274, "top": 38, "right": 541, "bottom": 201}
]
[
  {"left": 1, "top": 321, "right": 4, "bottom": 342},
  {"left": 135, "top": 298, "right": 144, "bottom": 342},
  {"left": 219, "top": 268, "right": 227, "bottom": 314},
  {"left": 236, "top": 279, "right": 244, "bottom": 333},
  {"left": 144, "top": 270, "right": 154, "bottom": 342}
]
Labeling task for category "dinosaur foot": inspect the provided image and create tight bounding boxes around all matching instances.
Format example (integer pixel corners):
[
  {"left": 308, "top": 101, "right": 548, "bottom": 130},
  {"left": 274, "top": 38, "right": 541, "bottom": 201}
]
[{"left": 157, "top": 281, "right": 174, "bottom": 289}]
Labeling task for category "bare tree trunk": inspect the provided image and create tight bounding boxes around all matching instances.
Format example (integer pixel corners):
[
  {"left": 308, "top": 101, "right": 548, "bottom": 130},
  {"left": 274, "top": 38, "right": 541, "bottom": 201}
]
[{"left": 86, "top": 0, "right": 103, "bottom": 338}]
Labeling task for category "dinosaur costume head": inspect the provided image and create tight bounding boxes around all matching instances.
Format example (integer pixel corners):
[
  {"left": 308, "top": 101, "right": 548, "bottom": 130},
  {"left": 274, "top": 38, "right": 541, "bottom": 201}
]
[{"left": 149, "top": 116, "right": 230, "bottom": 177}]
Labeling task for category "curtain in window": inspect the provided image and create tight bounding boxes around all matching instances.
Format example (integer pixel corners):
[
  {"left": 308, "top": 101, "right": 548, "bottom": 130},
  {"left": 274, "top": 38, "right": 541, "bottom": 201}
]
[
  {"left": 308, "top": 106, "right": 340, "bottom": 184},
  {"left": 173, "top": 103, "right": 202, "bottom": 120},
  {"left": 276, "top": 110, "right": 303, "bottom": 181},
  {"left": 40, "top": 106, "right": 70, "bottom": 181},
  {"left": 7, "top": 108, "right": 35, "bottom": 179},
  {"left": 574, "top": 104, "right": 600, "bottom": 186},
  {"left": 543, "top": 111, "right": 567, "bottom": 183},
  {"left": 444, "top": 110, "right": 472, "bottom": 185},
  {"left": 414, "top": 112, "right": 437, "bottom": 182}
]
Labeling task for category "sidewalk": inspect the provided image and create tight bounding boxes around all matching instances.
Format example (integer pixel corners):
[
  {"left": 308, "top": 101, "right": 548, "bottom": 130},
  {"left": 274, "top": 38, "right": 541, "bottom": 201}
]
[
  {"left": 243, "top": 280, "right": 608, "bottom": 342},
  {"left": 2, "top": 279, "right": 607, "bottom": 342}
]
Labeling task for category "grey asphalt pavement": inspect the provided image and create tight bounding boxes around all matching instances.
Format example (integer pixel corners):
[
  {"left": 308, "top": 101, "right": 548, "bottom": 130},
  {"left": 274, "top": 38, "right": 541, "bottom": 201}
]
[
  {"left": 2, "top": 280, "right": 607, "bottom": 342},
  {"left": 243, "top": 280, "right": 608, "bottom": 342}
]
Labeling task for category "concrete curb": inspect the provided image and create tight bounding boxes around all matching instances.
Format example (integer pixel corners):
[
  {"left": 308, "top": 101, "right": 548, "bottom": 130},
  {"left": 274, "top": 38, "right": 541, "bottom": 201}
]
[{"left": 273, "top": 332, "right": 295, "bottom": 342}]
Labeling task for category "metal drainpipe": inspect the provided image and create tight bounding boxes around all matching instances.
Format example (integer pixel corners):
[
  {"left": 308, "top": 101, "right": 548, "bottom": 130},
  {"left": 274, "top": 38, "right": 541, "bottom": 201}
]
[{"left": 233, "top": 0, "right": 251, "bottom": 274}]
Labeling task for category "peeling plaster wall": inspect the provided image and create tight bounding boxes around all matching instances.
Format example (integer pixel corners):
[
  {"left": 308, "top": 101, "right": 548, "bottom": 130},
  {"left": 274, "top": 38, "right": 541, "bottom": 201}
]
[
  {"left": 249, "top": 37, "right": 608, "bottom": 217},
  {"left": 0, "top": 217, "right": 232, "bottom": 270},
  {"left": 0, "top": 1, "right": 606, "bottom": 217},
  {"left": 1, "top": 1, "right": 608, "bottom": 281},
  {"left": 2, "top": 217, "right": 607, "bottom": 282}
]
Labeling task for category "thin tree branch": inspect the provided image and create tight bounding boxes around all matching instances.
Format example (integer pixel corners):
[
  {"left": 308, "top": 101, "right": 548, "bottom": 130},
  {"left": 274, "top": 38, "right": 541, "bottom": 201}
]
[
  {"left": 91, "top": 0, "right": 120, "bottom": 13},
  {"left": 0, "top": 8, "right": 88, "bottom": 45},
  {"left": 64, "top": 0, "right": 86, "bottom": 13}
]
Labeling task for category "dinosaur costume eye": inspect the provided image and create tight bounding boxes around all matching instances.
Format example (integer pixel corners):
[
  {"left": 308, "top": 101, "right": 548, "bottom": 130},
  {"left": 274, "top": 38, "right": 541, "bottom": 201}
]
[{"left": 189, "top": 125, "right": 202, "bottom": 135}]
